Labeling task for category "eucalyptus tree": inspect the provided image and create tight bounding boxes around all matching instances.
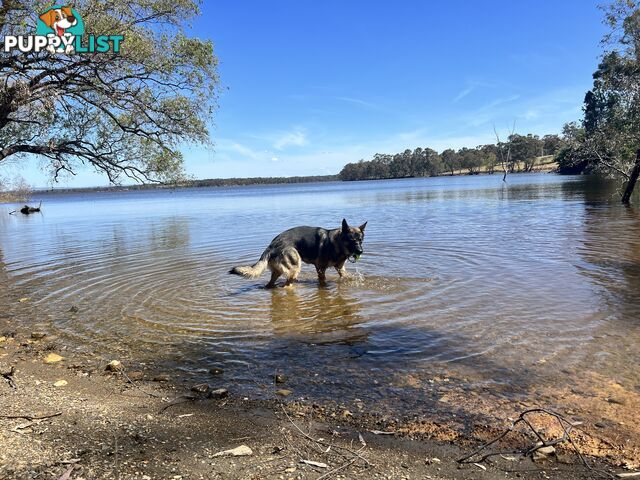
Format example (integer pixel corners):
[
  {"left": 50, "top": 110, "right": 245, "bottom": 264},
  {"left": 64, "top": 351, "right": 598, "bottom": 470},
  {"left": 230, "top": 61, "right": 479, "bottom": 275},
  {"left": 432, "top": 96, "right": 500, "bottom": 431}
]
[{"left": 580, "top": 1, "right": 640, "bottom": 204}]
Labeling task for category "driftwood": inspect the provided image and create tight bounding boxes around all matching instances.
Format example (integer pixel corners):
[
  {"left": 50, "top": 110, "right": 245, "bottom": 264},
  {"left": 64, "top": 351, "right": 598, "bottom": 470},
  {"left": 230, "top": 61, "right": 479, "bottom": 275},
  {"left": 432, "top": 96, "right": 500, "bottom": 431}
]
[{"left": 20, "top": 201, "right": 42, "bottom": 215}]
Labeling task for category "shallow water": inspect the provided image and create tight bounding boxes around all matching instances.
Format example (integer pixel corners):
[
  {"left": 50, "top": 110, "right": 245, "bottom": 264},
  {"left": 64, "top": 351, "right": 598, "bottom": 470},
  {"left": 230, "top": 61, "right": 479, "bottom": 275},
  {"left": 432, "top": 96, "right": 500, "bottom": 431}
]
[{"left": 1, "top": 174, "right": 639, "bottom": 412}]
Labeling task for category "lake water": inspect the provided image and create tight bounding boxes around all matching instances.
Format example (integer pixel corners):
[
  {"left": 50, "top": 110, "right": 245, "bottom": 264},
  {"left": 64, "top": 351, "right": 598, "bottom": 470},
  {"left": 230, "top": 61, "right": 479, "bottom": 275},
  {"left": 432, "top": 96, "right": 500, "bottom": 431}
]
[{"left": 1, "top": 173, "right": 639, "bottom": 416}]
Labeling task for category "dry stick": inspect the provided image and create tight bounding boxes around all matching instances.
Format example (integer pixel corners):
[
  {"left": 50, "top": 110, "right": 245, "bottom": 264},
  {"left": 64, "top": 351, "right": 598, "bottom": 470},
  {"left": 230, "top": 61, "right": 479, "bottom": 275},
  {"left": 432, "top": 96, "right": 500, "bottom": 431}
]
[
  {"left": 0, "top": 412, "right": 62, "bottom": 421},
  {"left": 158, "top": 395, "right": 196, "bottom": 413},
  {"left": 316, "top": 447, "right": 365, "bottom": 480},
  {"left": 280, "top": 405, "right": 373, "bottom": 468},
  {"left": 121, "top": 370, "right": 159, "bottom": 398}
]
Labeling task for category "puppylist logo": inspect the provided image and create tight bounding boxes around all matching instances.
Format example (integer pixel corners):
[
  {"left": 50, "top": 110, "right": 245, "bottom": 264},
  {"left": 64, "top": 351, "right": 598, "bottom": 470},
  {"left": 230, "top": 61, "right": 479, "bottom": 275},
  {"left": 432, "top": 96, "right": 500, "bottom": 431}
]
[{"left": 3, "top": 5, "right": 124, "bottom": 54}]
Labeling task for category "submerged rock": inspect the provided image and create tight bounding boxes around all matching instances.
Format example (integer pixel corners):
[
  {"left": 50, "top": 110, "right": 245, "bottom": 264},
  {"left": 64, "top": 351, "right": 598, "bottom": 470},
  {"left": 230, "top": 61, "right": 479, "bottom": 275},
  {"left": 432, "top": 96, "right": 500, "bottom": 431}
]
[
  {"left": 276, "top": 389, "right": 292, "bottom": 397},
  {"left": 209, "top": 367, "right": 224, "bottom": 375}
]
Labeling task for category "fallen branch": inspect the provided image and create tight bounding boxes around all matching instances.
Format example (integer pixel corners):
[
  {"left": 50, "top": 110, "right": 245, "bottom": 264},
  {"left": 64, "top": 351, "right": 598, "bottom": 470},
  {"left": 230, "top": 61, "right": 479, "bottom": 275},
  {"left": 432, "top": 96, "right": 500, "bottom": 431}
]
[
  {"left": 0, "top": 411, "right": 62, "bottom": 421},
  {"left": 457, "top": 408, "right": 614, "bottom": 478}
]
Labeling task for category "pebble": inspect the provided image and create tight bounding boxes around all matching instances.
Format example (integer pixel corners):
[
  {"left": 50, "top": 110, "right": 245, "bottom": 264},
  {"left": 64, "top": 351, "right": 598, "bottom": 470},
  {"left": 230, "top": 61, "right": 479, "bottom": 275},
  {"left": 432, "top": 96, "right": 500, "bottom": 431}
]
[
  {"left": 44, "top": 353, "right": 63, "bottom": 364},
  {"left": 209, "top": 367, "right": 224, "bottom": 375},
  {"left": 275, "top": 374, "right": 286, "bottom": 384},
  {"left": 425, "top": 457, "right": 441, "bottom": 465},
  {"left": 152, "top": 374, "right": 170, "bottom": 382},
  {"left": 53, "top": 380, "right": 68, "bottom": 387},
  {"left": 276, "top": 389, "right": 292, "bottom": 397},
  {"left": 191, "top": 383, "right": 210, "bottom": 394},
  {"left": 30, "top": 332, "right": 46, "bottom": 340},
  {"left": 209, "top": 388, "right": 229, "bottom": 399},
  {"left": 105, "top": 360, "right": 124, "bottom": 372},
  {"left": 127, "top": 371, "right": 144, "bottom": 381},
  {"left": 212, "top": 445, "right": 252, "bottom": 457}
]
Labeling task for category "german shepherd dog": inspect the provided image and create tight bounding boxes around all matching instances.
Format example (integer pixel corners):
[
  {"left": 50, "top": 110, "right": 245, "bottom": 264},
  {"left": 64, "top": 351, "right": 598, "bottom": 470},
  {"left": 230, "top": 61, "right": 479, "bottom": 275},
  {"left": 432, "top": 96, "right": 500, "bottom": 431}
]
[{"left": 230, "top": 219, "right": 367, "bottom": 288}]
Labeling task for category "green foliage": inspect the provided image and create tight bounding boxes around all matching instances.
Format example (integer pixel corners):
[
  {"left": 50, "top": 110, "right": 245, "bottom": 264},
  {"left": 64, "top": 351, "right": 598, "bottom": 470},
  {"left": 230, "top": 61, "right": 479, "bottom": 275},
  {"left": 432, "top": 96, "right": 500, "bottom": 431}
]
[
  {"left": 558, "top": 0, "right": 640, "bottom": 190},
  {"left": 0, "top": 0, "right": 219, "bottom": 184}
]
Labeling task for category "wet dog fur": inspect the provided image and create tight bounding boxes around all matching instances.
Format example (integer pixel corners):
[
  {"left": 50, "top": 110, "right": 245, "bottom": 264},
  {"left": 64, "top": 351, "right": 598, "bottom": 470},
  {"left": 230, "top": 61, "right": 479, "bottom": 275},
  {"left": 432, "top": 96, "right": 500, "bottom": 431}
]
[{"left": 229, "top": 219, "right": 367, "bottom": 288}]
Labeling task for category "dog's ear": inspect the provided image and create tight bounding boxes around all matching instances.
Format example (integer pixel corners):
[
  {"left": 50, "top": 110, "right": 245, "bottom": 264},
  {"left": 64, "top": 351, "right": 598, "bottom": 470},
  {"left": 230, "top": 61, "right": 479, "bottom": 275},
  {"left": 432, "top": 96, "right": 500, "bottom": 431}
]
[
  {"left": 61, "top": 6, "right": 74, "bottom": 17},
  {"left": 359, "top": 221, "right": 367, "bottom": 232},
  {"left": 341, "top": 218, "right": 349, "bottom": 233},
  {"left": 39, "top": 9, "right": 57, "bottom": 28}
]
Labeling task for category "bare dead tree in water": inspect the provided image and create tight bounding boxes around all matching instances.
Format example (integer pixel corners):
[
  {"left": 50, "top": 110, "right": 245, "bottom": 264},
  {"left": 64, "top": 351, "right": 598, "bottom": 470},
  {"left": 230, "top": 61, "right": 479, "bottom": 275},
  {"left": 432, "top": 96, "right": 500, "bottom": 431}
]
[{"left": 494, "top": 122, "right": 516, "bottom": 182}]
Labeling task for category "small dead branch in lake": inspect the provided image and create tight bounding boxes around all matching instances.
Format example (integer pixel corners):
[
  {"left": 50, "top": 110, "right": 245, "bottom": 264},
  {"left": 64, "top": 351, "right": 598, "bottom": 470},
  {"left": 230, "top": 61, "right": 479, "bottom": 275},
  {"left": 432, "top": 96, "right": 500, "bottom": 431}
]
[
  {"left": 1, "top": 366, "right": 17, "bottom": 389},
  {"left": 19, "top": 201, "right": 42, "bottom": 215},
  {"left": 457, "top": 408, "right": 614, "bottom": 478}
]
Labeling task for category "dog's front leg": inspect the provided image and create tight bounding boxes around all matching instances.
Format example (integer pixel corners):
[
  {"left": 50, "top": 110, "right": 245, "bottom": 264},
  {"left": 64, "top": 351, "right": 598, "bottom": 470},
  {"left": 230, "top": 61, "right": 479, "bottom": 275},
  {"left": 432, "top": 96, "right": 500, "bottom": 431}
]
[
  {"left": 335, "top": 260, "right": 348, "bottom": 278},
  {"left": 315, "top": 265, "right": 327, "bottom": 285}
]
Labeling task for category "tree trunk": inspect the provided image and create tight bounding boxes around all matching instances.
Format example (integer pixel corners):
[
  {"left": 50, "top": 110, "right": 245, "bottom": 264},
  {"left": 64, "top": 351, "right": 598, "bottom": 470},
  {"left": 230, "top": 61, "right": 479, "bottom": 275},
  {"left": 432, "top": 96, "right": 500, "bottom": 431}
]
[{"left": 622, "top": 149, "right": 640, "bottom": 205}]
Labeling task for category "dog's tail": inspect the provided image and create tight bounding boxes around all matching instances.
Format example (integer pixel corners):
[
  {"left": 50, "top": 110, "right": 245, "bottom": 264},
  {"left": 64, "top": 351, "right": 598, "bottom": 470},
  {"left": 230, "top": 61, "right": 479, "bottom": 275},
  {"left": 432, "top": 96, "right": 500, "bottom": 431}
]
[{"left": 229, "top": 248, "right": 270, "bottom": 279}]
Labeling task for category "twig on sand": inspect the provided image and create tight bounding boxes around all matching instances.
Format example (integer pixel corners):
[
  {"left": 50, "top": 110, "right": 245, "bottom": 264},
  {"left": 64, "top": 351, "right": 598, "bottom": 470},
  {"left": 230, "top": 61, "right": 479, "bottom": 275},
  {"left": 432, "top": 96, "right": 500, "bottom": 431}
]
[
  {"left": 57, "top": 465, "right": 75, "bottom": 480},
  {"left": 457, "top": 408, "right": 614, "bottom": 478},
  {"left": 315, "top": 450, "right": 364, "bottom": 480},
  {"left": 121, "top": 370, "right": 159, "bottom": 398},
  {"left": 159, "top": 395, "right": 197, "bottom": 413},
  {"left": 280, "top": 405, "right": 373, "bottom": 469},
  {"left": 0, "top": 411, "right": 62, "bottom": 421},
  {"left": 1, "top": 366, "right": 17, "bottom": 389}
]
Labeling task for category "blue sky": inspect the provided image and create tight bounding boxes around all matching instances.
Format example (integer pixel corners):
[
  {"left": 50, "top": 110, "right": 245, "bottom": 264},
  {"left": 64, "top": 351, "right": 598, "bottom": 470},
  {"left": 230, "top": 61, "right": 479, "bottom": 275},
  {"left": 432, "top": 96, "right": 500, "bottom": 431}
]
[{"left": 9, "top": 0, "right": 607, "bottom": 187}]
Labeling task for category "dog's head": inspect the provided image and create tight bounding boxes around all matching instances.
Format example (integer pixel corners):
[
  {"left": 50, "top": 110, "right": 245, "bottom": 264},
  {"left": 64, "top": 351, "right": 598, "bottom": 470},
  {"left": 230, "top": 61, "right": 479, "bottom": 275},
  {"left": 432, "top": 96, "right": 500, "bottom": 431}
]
[
  {"left": 340, "top": 218, "right": 367, "bottom": 258},
  {"left": 39, "top": 6, "right": 77, "bottom": 36}
]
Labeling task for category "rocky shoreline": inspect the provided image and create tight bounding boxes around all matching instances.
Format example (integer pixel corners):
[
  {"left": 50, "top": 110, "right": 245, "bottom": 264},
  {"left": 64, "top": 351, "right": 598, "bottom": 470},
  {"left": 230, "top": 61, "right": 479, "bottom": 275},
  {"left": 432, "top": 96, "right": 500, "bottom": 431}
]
[{"left": 1, "top": 325, "right": 637, "bottom": 480}]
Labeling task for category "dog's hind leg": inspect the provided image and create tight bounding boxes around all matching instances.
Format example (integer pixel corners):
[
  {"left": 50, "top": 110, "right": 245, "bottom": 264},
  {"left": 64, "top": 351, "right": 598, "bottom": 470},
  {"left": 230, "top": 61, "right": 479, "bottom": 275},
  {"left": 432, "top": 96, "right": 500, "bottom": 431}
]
[
  {"left": 284, "top": 249, "right": 302, "bottom": 287},
  {"left": 266, "top": 266, "right": 282, "bottom": 289}
]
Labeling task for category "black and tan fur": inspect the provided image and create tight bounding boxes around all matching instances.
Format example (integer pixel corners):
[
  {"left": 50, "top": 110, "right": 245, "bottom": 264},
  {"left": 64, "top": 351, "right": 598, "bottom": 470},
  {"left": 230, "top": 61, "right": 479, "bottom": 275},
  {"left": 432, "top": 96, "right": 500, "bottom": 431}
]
[{"left": 230, "top": 219, "right": 367, "bottom": 288}]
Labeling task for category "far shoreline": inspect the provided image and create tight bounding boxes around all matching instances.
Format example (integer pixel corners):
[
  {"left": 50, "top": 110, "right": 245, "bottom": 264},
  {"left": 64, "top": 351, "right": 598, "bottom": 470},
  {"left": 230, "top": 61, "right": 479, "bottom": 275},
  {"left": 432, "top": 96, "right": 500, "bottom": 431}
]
[{"left": 13, "top": 162, "right": 559, "bottom": 198}]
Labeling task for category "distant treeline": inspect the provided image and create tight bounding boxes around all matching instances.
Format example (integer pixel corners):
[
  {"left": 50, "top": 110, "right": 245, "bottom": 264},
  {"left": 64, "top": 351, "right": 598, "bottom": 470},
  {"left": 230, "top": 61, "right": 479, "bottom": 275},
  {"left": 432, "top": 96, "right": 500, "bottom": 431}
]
[
  {"left": 188, "top": 175, "right": 337, "bottom": 187},
  {"left": 339, "top": 133, "right": 564, "bottom": 181},
  {"left": 34, "top": 175, "right": 339, "bottom": 195}
]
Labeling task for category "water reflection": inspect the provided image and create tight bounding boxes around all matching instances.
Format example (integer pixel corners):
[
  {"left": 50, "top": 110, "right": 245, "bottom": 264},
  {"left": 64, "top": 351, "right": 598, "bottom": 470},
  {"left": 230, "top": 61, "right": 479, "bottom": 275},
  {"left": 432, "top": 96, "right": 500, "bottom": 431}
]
[{"left": 269, "top": 284, "right": 367, "bottom": 344}]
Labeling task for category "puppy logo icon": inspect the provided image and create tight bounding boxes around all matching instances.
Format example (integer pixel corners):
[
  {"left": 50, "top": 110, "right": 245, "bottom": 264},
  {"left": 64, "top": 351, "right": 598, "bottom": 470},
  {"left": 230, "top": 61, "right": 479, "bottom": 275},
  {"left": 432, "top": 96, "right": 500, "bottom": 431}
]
[
  {"left": 3, "top": 5, "right": 123, "bottom": 54},
  {"left": 36, "top": 5, "right": 84, "bottom": 53}
]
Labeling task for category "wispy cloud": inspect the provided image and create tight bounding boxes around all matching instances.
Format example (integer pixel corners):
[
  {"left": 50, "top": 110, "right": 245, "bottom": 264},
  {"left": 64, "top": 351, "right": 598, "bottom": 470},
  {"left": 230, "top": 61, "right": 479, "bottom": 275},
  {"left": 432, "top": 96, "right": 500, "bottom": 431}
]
[
  {"left": 335, "top": 96, "right": 377, "bottom": 109},
  {"left": 249, "top": 127, "right": 309, "bottom": 150},
  {"left": 452, "top": 86, "right": 475, "bottom": 103},
  {"left": 216, "top": 139, "right": 261, "bottom": 160},
  {"left": 273, "top": 129, "right": 308, "bottom": 150}
]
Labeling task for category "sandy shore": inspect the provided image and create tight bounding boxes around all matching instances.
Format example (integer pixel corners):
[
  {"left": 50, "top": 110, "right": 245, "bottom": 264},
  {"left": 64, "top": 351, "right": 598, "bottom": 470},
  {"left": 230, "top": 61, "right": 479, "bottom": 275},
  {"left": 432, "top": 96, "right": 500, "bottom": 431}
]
[{"left": 1, "top": 324, "right": 638, "bottom": 480}]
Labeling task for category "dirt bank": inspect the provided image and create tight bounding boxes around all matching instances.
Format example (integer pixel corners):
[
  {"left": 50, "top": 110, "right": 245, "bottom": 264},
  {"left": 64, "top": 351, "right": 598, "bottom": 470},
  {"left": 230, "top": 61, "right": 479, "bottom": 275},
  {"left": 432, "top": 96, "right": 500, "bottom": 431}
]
[{"left": 1, "top": 328, "right": 637, "bottom": 480}]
